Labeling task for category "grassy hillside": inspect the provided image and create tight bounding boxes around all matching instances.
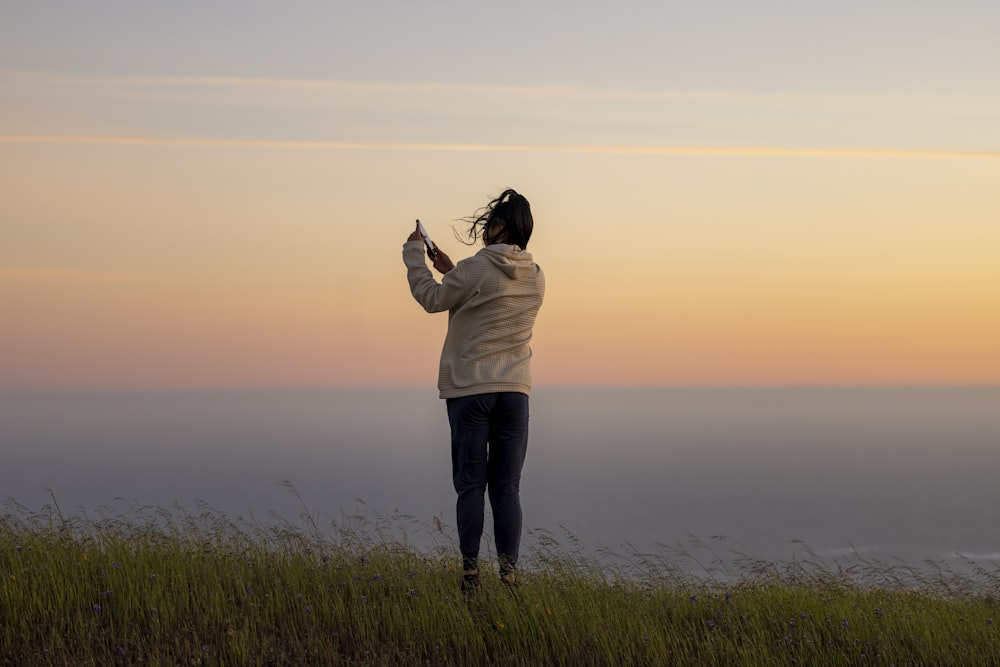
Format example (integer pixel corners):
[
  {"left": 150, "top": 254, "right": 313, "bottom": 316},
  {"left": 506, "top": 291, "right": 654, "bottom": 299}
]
[{"left": 2, "top": 497, "right": 998, "bottom": 665}]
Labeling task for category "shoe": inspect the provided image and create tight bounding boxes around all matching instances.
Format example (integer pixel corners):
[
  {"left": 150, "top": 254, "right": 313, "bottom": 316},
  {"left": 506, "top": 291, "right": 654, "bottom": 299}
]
[
  {"left": 461, "top": 556, "right": 480, "bottom": 595},
  {"left": 461, "top": 570, "right": 481, "bottom": 595},
  {"left": 498, "top": 554, "right": 518, "bottom": 588}
]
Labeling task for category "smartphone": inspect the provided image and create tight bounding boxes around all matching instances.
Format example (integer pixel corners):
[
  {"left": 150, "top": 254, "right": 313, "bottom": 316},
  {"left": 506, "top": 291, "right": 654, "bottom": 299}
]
[{"left": 416, "top": 219, "right": 437, "bottom": 257}]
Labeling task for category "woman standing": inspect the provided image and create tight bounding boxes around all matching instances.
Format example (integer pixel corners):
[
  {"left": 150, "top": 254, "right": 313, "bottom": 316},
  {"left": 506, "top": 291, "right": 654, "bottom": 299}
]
[{"left": 402, "top": 189, "right": 545, "bottom": 591}]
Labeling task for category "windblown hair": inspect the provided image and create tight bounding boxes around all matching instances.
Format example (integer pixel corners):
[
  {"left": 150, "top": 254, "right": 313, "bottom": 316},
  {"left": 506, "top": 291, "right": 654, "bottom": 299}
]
[{"left": 460, "top": 189, "right": 534, "bottom": 249}]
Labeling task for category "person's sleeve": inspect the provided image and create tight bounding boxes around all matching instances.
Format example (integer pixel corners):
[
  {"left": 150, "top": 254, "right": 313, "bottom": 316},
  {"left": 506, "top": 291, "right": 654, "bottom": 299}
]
[{"left": 402, "top": 241, "right": 472, "bottom": 313}]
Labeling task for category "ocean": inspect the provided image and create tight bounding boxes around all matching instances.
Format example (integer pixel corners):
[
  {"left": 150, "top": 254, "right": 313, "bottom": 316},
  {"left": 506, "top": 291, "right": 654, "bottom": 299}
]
[{"left": 3, "top": 386, "right": 998, "bottom": 570}]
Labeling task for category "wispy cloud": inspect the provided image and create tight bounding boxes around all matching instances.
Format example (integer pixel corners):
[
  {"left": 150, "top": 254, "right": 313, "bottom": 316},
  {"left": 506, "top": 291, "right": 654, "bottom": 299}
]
[
  {"left": 5, "top": 69, "right": 1000, "bottom": 115},
  {"left": 5, "top": 70, "right": 998, "bottom": 155},
  {"left": 2, "top": 134, "right": 999, "bottom": 159}
]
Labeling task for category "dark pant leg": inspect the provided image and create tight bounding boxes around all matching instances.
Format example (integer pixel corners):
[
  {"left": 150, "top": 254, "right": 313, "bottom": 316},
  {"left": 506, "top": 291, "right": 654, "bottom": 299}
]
[
  {"left": 487, "top": 392, "right": 529, "bottom": 564},
  {"left": 447, "top": 394, "right": 495, "bottom": 561}
]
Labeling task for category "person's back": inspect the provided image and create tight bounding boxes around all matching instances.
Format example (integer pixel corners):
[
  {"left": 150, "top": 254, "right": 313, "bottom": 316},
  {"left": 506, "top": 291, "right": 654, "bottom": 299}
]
[
  {"left": 402, "top": 189, "right": 543, "bottom": 591},
  {"left": 407, "top": 242, "right": 544, "bottom": 398}
]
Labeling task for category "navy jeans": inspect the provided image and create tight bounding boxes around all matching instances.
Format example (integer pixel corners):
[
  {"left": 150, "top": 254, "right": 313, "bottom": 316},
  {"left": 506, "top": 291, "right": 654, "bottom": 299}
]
[{"left": 446, "top": 392, "right": 529, "bottom": 566}]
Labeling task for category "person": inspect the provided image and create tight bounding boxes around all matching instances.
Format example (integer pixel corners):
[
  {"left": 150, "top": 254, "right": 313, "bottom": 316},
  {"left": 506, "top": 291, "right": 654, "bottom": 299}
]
[{"left": 402, "top": 189, "right": 545, "bottom": 591}]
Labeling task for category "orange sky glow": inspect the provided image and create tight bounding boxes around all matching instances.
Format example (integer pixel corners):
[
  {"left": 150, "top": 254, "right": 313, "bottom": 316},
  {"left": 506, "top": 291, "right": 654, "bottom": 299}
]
[
  {"left": 3, "top": 137, "right": 997, "bottom": 390},
  {"left": 3, "top": 3, "right": 999, "bottom": 390}
]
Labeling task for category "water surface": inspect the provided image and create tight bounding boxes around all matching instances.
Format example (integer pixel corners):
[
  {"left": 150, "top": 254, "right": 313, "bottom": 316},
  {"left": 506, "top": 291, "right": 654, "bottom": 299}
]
[{"left": 3, "top": 387, "right": 998, "bottom": 567}]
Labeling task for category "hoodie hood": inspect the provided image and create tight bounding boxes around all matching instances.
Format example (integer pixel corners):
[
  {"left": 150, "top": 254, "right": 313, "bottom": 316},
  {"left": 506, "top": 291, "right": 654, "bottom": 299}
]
[{"left": 477, "top": 243, "right": 538, "bottom": 279}]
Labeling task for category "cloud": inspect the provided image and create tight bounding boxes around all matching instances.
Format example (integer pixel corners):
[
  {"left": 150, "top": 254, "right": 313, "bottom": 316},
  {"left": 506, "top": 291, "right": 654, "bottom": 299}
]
[
  {"left": 2, "top": 134, "right": 999, "bottom": 159},
  {"left": 5, "top": 69, "right": 1000, "bottom": 116},
  {"left": 5, "top": 70, "right": 998, "bottom": 156}
]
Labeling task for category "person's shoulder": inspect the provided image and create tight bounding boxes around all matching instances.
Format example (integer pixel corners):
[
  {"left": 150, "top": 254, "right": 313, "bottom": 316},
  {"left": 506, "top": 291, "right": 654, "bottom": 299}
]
[
  {"left": 459, "top": 251, "right": 492, "bottom": 269},
  {"left": 440, "top": 254, "right": 480, "bottom": 283}
]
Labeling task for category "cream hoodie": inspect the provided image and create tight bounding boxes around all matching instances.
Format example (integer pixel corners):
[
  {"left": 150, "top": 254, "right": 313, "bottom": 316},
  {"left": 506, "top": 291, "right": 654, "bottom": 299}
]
[{"left": 403, "top": 241, "right": 545, "bottom": 399}]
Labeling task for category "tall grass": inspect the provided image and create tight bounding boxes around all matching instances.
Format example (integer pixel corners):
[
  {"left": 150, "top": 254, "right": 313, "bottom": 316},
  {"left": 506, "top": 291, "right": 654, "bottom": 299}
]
[{"left": 2, "top": 491, "right": 998, "bottom": 665}]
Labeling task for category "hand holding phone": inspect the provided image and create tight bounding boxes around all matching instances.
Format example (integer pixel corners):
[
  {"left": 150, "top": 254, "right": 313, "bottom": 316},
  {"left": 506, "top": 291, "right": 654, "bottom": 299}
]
[{"left": 416, "top": 219, "right": 437, "bottom": 257}]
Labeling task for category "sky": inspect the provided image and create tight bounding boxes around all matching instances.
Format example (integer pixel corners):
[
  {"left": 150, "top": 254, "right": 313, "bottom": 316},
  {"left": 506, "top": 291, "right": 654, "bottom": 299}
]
[{"left": 2, "top": 1, "right": 999, "bottom": 391}]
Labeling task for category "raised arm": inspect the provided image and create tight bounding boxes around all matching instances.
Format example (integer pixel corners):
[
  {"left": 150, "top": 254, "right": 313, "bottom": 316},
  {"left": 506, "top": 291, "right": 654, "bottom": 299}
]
[{"left": 402, "top": 232, "right": 469, "bottom": 313}]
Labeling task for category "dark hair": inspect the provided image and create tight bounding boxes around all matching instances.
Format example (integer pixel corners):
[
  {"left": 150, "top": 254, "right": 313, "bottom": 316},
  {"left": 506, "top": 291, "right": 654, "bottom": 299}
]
[{"left": 460, "top": 188, "right": 534, "bottom": 249}]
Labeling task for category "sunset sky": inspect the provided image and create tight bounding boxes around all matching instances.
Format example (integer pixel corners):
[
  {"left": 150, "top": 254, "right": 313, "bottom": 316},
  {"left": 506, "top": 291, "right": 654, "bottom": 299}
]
[{"left": 2, "top": 1, "right": 999, "bottom": 391}]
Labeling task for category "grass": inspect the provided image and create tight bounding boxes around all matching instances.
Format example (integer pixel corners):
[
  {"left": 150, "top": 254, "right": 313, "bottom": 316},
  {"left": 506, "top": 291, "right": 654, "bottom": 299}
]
[{"left": 2, "top": 490, "right": 999, "bottom": 666}]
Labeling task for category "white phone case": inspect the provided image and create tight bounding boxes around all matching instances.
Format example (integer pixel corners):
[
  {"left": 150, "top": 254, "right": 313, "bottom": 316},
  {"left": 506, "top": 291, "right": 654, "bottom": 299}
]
[{"left": 417, "top": 220, "right": 436, "bottom": 255}]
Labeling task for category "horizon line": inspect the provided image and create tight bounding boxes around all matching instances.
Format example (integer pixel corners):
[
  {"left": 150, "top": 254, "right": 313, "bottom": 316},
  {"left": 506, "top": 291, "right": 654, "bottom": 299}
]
[
  {"left": 2, "top": 382, "right": 998, "bottom": 395},
  {"left": 3, "top": 135, "right": 999, "bottom": 159}
]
